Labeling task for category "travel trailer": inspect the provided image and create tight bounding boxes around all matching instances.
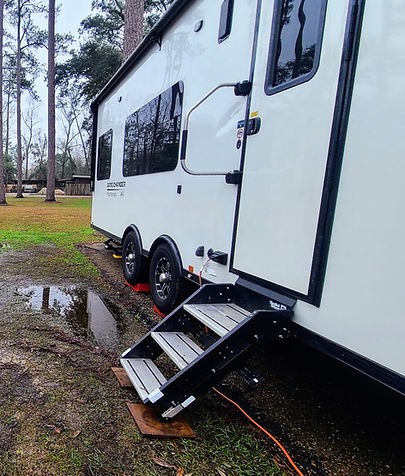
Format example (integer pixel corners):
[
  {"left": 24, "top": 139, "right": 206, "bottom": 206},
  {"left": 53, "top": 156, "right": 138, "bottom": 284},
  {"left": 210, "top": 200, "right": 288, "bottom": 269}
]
[{"left": 91, "top": 0, "right": 405, "bottom": 417}]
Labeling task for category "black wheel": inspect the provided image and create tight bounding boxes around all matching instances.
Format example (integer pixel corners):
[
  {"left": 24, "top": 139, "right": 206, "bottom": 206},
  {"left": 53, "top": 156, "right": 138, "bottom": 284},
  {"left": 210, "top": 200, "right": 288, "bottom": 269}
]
[
  {"left": 122, "top": 231, "right": 143, "bottom": 284},
  {"left": 149, "top": 243, "right": 182, "bottom": 314}
]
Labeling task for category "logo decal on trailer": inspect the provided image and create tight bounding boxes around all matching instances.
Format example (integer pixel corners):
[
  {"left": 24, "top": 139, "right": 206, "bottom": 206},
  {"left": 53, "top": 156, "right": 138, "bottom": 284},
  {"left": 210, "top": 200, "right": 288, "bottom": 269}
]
[
  {"left": 269, "top": 300, "right": 287, "bottom": 311},
  {"left": 106, "top": 181, "right": 126, "bottom": 198}
]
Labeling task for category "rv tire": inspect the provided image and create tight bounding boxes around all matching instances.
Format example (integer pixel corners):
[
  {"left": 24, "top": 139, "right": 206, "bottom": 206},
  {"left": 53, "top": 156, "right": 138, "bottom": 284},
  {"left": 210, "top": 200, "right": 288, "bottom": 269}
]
[
  {"left": 122, "top": 230, "right": 143, "bottom": 285},
  {"left": 149, "top": 243, "right": 181, "bottom": 314}
]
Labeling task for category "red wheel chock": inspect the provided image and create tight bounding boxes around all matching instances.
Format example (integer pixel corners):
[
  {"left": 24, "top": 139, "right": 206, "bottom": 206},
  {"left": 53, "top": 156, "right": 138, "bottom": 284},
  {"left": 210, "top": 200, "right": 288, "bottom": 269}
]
[{"left": 125, "top": 281, "right": 151, "bottom": 292}]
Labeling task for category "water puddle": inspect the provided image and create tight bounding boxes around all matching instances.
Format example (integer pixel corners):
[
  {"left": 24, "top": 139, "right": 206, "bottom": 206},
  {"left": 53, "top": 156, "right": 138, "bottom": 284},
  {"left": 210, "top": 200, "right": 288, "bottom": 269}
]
[{"left": 17, "top": 285, "right": 125, "bottom": 351}]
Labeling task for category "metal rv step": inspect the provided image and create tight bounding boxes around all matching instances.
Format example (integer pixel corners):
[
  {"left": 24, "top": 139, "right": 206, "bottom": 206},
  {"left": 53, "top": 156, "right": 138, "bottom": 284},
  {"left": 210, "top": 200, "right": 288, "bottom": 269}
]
[
  {"left": 151, "top": 331, "right": 203, "bottom": 369},
  {"left": 183, "top": 303, "right": 250, "bottom": 337},
  {"left": 120, "top": 283, "right": 294, "bottom": 419},
  {"left": 120, "top": 357, "right": 167, "bottom": 402}
]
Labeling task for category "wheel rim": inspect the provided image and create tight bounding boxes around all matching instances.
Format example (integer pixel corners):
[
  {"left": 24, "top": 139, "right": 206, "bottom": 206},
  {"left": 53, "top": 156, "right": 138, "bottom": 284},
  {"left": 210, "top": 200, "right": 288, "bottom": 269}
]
[
  {"left": 154, "top": 256, "right": 172, "bottom": 301},
  {"left": 124, "top": 241, "right": 136, "bottom": 274}
]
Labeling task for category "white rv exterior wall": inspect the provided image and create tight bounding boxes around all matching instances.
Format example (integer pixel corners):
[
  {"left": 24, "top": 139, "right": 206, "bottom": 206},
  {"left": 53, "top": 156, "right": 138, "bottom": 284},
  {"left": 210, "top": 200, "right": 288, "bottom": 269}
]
[
  {"left": 93, "top": 0, "right": 405, "bottom": 380},
  {"left": 233, "top": 0, "right": 350, "bottom": 294},
  {"left": 92, "top": 0, "right": 256, "bottom": 284},
  {"left": 295, "top": 0, "right": 405, "bottom": 376}
]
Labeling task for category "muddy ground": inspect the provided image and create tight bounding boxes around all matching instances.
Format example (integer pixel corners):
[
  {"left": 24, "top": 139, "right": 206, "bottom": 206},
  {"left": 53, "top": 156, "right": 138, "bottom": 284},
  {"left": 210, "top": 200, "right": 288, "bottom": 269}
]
[{"left": 0, "top": 242, "right": 404, "bottom": 475}]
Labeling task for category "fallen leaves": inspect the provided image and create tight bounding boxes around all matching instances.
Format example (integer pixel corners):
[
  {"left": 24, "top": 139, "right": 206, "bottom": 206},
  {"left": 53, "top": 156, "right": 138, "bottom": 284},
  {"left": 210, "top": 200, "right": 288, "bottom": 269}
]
[
  {"left": 71, "top": 429, "right": 81, "bottom": 439},
  {"left": 152, "top": 457, "right": 189, "bottom": 475},
  {"left": 153, "top": 457, "right": 176, "bottom": 469}
]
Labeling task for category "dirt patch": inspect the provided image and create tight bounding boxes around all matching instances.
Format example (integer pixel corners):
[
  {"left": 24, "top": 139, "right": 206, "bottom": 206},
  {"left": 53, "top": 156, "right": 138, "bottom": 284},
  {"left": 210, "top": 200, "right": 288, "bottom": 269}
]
[
  {"left": 79, "top": 243, "right": 157, "bottom": 316},
  {"left": 0, "top": 362, "right": 45, "bottom": 404},
  {"left": 0, "top": 246, "right": 283, "bottom": 476},
  {"left": 0, "top": 244, "right": 403, "bottom": 476},
  {"left": 73, "top": 243, "right": 405, "bottom": 476}
]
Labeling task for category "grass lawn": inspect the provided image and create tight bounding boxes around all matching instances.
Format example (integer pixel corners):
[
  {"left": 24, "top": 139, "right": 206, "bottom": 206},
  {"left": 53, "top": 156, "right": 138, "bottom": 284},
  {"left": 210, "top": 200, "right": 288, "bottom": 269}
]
[
  {"left": 0, "top": 196, "right": 100, "bottom": 279},
  {"left": 0, "top": 196, "right": 288, "bottom": 476}
]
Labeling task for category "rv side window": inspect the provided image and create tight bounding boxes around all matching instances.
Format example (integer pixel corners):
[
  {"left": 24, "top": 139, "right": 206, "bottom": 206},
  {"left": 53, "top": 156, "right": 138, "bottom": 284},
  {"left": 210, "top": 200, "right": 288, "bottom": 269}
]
[
  {"left": 218, "top": 0, "right": 234, "bottom": 43},
  {"left": 97, "top": 129, "right": 113, "bottom": 180},
  {"left": 265, "top": 0, "right": 327, "bottom": 95},
  {"left": 123, "top": 81, "right": 183, "bottom": 177}
]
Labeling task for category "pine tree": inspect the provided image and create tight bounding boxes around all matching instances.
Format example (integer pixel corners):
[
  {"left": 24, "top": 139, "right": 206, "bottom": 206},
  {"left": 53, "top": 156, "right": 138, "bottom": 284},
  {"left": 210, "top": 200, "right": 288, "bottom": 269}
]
[
  {"left": 0, "top": 0, "right": 7, "bottom": 205},
  {"left": 45, "top": 0, "right": 56, "bottom": 202},
  {"left": 123, "top": 0, "right": 143, "bottom": 61}
]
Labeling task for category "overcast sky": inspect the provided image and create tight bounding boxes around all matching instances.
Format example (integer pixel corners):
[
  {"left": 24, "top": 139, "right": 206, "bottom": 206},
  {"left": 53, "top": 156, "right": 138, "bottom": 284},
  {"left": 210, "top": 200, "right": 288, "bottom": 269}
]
[
  {"left": 35, "top": 0, "right": 94, "bottom": 94},
  {"left": 31, "top": 0, "right": 94, "bottom": 139},
  {"left": 56, "top": 0, "right": 93, "bottom": 36}
]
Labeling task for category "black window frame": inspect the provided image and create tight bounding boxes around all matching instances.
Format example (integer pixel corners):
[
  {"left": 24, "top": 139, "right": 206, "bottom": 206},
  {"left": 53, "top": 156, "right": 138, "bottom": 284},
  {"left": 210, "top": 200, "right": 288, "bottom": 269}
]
[
  {"left": 97, "top": 128, "right": 113, "bottom": 181},
  {"left": 122, "top": 81, "right": 184, "bottom": 178},
  {"left": 218, "top": 0, "right": 234, "bottom": 44},
  {"left": 265, "top": 0, "right": 328, "bottom": 96}
]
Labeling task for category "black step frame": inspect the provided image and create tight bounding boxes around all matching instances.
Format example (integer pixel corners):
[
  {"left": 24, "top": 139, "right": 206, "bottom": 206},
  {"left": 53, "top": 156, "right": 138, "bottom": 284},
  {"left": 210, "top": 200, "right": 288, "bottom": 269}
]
[{"left": 122, "top": 284, "right": 293, "bottom": 415}]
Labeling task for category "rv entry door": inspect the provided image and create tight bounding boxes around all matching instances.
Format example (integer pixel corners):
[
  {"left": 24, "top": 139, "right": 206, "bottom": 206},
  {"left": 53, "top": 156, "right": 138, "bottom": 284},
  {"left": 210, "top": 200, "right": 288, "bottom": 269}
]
[{"left": 233, "top": 0, "right": 355, "bottom": 300}]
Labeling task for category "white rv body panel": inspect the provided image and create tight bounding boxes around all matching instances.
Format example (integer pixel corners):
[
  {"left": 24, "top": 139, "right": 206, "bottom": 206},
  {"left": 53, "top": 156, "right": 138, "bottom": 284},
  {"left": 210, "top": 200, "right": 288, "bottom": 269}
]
[
  {"left": 294, "top": 0, "right": 405, "bottom": 376},
  {"left": 233, "top": 0, "right": 350, "bottom": 294},
  {"left": 92, "top": 0, "right": 257, "bottom": 283},
  {"left": 92, "top": 0, "right": 405, "bottom": 389}
]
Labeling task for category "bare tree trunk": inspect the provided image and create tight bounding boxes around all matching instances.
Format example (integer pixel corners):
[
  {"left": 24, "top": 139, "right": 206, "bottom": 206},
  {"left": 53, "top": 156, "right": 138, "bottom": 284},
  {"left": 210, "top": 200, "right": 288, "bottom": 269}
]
[
  {"left": 74, "top": 113, "right": 89, "bottom": 168},
  {"left": 23, "top": 106, "right": 38, "bottom": 180},
  {"left": 61, "top": 119, "right": 74, "bottom": 179},
  {"left": 46, "top": 0, "right": 56, "bottom": 201},
  {"left": 0, "top": 0, "right": 7, "bottom": 204},
  {"left": 123, "top": 0, "right": 144, "bottom": 61},
  {"left": 15, "top": 1, "right": 24, "bottom": 198},
  {"left": 25, "top": 151, "right": 29, "bottom": 178},
  {"left": 5, "top": 90, "right": 10, "bottom": 157}
]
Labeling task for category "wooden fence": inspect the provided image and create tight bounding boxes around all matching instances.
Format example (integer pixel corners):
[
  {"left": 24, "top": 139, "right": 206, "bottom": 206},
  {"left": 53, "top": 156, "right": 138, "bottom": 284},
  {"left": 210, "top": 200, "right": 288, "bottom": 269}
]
[{"left": 65, "top": 183, "right": 91, "bottom": 196}]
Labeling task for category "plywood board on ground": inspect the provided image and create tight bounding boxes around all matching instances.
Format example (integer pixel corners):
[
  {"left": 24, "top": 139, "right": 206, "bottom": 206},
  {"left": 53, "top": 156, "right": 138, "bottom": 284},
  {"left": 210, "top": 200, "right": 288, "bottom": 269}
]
[{"left": 126, "top": 403, "right": 196, "bottom": 438}]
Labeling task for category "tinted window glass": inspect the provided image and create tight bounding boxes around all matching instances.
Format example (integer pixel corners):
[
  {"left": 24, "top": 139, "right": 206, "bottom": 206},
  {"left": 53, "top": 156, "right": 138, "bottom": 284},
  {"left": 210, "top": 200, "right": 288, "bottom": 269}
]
[
  {"left": 123, "top": 82, "right": 183, "bottom": 177},
  {"left": 97, "top": 129, "right": 112, "bottom": 180},
  {"left": 266, "top": 0, "right": 326, "bottom": 94},
  {"left": 218, "top": 0, "right": 234, "bottom": 43}
]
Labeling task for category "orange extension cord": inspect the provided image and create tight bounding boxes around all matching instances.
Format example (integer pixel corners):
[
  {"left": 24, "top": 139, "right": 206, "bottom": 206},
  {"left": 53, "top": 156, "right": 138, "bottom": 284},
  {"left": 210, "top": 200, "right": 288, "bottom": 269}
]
[{"left": 212, "top": 387, "right": 304, "bottom": 476}]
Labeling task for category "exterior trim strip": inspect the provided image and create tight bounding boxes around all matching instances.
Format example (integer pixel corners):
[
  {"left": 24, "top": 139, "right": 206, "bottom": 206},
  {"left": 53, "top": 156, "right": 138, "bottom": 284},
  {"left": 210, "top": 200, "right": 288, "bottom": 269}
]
[
  {"left": 308, "top": 0, "right": 365, "bottom": 305},
  {"left": 292, "top": 323, "right": 405, "bottom": 396}
]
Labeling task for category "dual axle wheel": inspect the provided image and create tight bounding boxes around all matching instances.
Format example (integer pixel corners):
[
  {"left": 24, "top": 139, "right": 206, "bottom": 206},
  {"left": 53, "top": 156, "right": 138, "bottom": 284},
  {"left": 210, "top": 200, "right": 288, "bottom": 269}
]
[{"left": 122, "top": 231, "right": 182, "bottom": 314}]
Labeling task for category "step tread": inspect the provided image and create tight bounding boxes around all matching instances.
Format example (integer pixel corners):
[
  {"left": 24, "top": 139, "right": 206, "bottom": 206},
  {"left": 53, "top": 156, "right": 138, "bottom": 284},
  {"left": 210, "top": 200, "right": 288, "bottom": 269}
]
[
  {"left": 151, "top": 331, "right": 203, "bottom": 369},
  {"left": 120, "top": 357, "right": 166, "bottom": 402},
  {"left": 184, "top": 303, "right": 250, "bottom": 337}
]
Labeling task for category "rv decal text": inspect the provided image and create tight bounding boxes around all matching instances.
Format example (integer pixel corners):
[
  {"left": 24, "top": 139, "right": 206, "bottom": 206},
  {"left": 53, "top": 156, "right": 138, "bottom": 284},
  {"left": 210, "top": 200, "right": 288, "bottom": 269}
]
[{"left": 106, "top": 181, "right": 126, "bottom": 198}]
